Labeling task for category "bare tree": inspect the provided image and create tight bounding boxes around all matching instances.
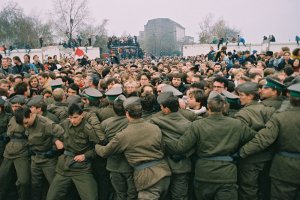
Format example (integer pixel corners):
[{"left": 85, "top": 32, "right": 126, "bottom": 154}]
[
  {"left": 198, "top": 14, "right": 214, "bottom": 44},
  {"left": 51, "top": 0, "right": 89, "bottom": 43},
  {"left": 90, "top": 19, "right": 109, "bottom": 50},
  {"left": 78, "top": 19, "right": 108, "bottom": 50},
  {"left": 0, "top": 1, "right": 53, "bottom": 48},
  {"left": 198, "top": 14, "right": 240, "bottom": 44}
]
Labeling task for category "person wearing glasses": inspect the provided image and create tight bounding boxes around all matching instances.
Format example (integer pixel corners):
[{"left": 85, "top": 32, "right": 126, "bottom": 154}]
[{"left": 212, "top": 76, "right": 228, "bottom": 94}]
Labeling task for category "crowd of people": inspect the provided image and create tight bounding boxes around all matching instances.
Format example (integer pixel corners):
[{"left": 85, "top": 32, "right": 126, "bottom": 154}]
[
  {"left": 0, "top": 44, "right": 300, "bottom": 200},
  {"left": 107, "top": 36, "right": 139, "bottom": 48},
  {"left": 107, "top": 35, "right": 143, "bottom": 59}
]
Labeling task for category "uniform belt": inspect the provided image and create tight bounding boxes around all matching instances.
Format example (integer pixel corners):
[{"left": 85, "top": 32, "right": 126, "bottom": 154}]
[
  {"left": 134, "top": 159, "right": 162, "bottom": 171},
  {"left": 64, "top": 150, "right": 76, "bottom": 157},
  {"left": 10, "top": 135, "right": 27, "bottom": 140},
  {"left": 10, "top": 138, "right": 26, "bottom": 142},
  {"left": 278, "top": 151, "right": 300, "bottom": 159},
  {"left": 32, "top": 149, "right": 56, "bottom": 158},
  {"left": 199, "top": 156, "right": 234, "bottom": 162}
]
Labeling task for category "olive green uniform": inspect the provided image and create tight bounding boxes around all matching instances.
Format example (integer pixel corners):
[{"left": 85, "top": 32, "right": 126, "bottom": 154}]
[
  {"left": 47, "top": 115, "right": 100, "bottom": 200},
  {"left": 150, "top": 112, "right": 192, "bottom": 200},
  {"left": 0, "top": 111, "right": 12, "bottom": 164},
  {"left": 28, "top": 115, "right": 64, "bottom": 200},
  {"left": 153, "top": 109, "right": 199, "bottom": 122},
  {"left": 261, "top": 96, "right": 285, "bottom": 110},
  {"left": 142, "top": 110, "right": 158, "bottom": 121},
  {"left": 0, "top": 116, "right": 30, "bottom": 200},
  {"left": 97, "top": 105, "right": 116, "bottom": 122},
  {"left": 166, "top": 114, "right": 257, "bottom": 200},
  {"left": 42, "top": 111, "right": 60, "bottom": 123},
  {"left": 239, "top": 106, "right": 300, "bottom": 200},
  {"left": 85, "top": 105, "right": 114, "bottom": 200},
  {"left": 234, "top": 102, "right": 275, "bottom": 200},
  {"left": 179, "top": 109, "right": 198, "bottom": 122},
  {"left": 47, "top": 101, "right": 68, "bottom": 121},
  {"left": 101, "top": 115, "right": 137, "bottom": 200},
  {"left": 96, "top": 119, "right": 171, "bottom": 200}
]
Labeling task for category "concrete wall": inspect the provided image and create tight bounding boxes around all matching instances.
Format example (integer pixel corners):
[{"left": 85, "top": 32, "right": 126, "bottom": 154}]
[
  {"left": 183, "top": 42, "right": 299, "bottom": 56},
  {"left": 0, "top": 46, "right": 101, "bottom": 62}
]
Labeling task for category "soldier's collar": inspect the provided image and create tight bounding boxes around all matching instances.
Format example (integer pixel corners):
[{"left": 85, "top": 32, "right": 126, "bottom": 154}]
[
  {"left": 129, "top": 118, "right": 144, "bottom": 124},
  {"left": 207, "top": 113, "right": 223, "bottom": 119},
  {"left": 244, "top": 101, "right": 259, "bottom": 107},
  {"left": 68, "top": 119, "right": 85, "bottom": 128},
  {"left": 30, "top": 114, "right": 39, "bottom": 128}
]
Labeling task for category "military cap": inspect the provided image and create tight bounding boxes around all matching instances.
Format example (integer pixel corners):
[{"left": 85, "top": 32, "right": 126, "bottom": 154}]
[
  {"left": 264, "top": 77, "right": 286, "bottom": 91},
  {"left": 287, "top": 76, "right": 300, "bottom": 87},
  {"left": 114, "top": 94, "right": 126, "bottom": 102},
  {"left": 0, "top": 97, "right": 5, "bottom": 106},
  {"left": 287, "top": 83, "right": 300, "bottom": 97},
  {"left": 23, "top": 73, "right": 31, "bottom": 79},
  {"left": 161, "top": 85, "right": 183, "bottom": 96},
  {"left": 67, "top": 95, "right": 82, "bottom": 105},
  {"left": 123, "top": 97, "right": 141, "bottom": 109},
  {"left": 105, "top": 86, "right": 123, "bottom": 101},
  {"left": 207, "top": 91, "right": 225, "bottom": 102},
  {"left": 157, "top": 92, "right": 174, "bottom": 105},
  {"left": 236, "top": 82, "right": 259, "bottom": 94},
  {"left": 27, "top": 95, "right": 45, "bottom": 107},
  {"left": 222, "top": 90, "right": 240, "bottom": 104},
  {"left": 14, "top": 74, "right": 23, "bottom": 80},
  {"left": 50, "top": 79, "right": 64, "bottom": 90},
  {"left": 82, "top": 88, "right": 103, "bottom": 101},
  {"left": 9, "top": 95, "right": 26, "bottom": 104}
]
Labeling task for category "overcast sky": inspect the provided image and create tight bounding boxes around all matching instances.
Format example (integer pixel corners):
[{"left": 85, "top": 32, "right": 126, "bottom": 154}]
[{"left": 3, "top": 0, "right": 300, "bottom": 43}]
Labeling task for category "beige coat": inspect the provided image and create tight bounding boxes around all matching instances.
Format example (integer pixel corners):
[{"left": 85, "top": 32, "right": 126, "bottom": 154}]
[{"left": 95, "top": 118, "right": 171, "bottom": 191}]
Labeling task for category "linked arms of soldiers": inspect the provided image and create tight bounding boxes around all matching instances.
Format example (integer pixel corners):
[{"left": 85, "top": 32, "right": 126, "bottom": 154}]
[
  {"left": 164, "top": 123, "right": 198, "bottom": 154},
  {"left": 239, "top": 115, "right": 279, "bottom": 158},
  {"left": 95, "top": 130, "right": 127, "bottom": 158},
  {"left": 46, "top": 122, "right": 65, "bottom": 150}
]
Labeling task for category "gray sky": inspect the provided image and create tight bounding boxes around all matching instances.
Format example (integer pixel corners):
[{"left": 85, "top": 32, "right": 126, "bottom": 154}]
[{"left": 4, "top": 0, "right": 300, "bottom": 43}]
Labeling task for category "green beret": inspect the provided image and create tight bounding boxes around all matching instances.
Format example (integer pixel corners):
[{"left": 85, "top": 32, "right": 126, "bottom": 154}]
[
  {"left": 27, "top": 95, "right": 45, "bottom": 107},
  {"left": 287, "top": 83, "right": 300, "bottom": 97},
  {"left": 264, "top": 77, "right": 286, "bottom": 91},
  {"left": 123, "top": 97, "right": 141, "bottom": 109},
  {"left": 236, "top": 82, "right": 259, "bottom": 94},
  {"left": 9, "top": 95, "right": 26, "bottom": 104},
  {"left": 157, "top": 92, "right": 174, "bottom": 105}
]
